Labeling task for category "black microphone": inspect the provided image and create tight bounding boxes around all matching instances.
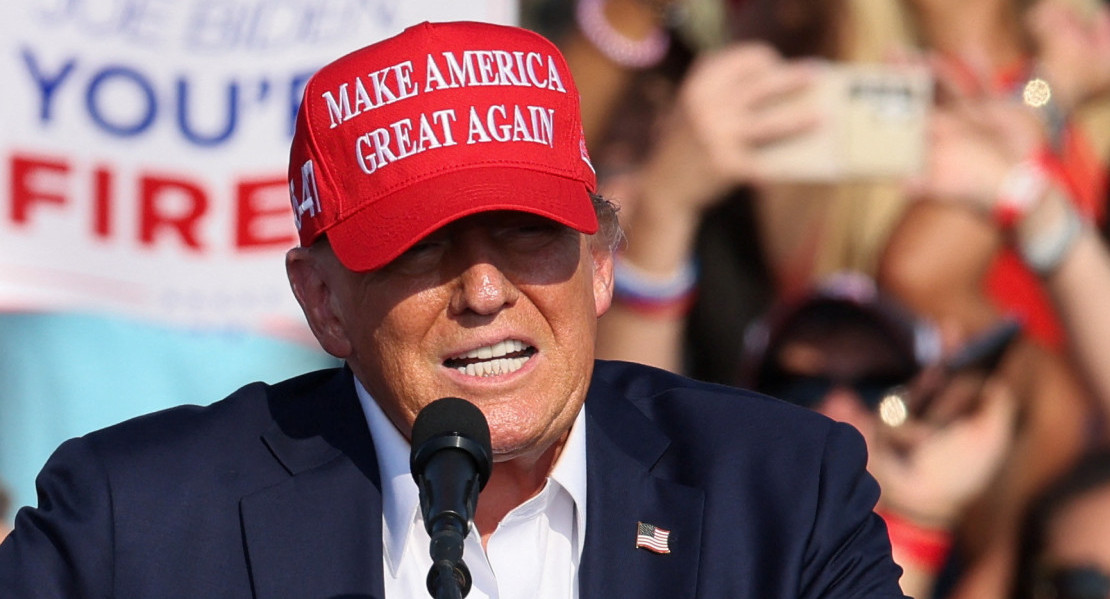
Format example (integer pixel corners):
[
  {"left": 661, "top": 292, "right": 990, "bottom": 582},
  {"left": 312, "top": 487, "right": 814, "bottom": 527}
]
[{"left": 410, "top": 397, "right": 493, "bottom": 599}]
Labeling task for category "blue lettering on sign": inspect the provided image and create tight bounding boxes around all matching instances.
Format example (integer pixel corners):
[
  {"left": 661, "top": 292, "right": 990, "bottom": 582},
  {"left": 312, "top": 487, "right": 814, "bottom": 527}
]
[
  {"left": 288, "top": 70, "right": 313, "bottom": 137},
  {"left": 33, "top": 0, "right": 406, "bottom": 53},
  {"left": 21, "top": 48, "right": 77, "bottom": 122},
  {"left": 176, "top": 78, "right": 238, "bottom": 146},
  {"left": 19, "top": 45, "right": 315, "bottom": 147},
  {"left": 86, "top": 66, "right": 158, "bottom": 137},
  {"left": 184, "top": 0, "right": 403, "bottom": 51},
  {"left": 34, "top": 0, "right": 176, "bottom": 45}
]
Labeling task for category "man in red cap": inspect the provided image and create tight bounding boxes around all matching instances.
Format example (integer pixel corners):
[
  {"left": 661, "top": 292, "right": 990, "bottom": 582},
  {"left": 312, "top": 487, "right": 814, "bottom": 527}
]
[{"left": 0, "top": 21, "right": 905, "bottom": 598}]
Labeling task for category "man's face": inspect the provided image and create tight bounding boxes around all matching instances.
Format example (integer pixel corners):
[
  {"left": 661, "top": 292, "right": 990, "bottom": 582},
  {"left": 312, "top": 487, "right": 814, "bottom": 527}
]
[{"left": 291, "top": 210, "right": 613, "bottom": 462}]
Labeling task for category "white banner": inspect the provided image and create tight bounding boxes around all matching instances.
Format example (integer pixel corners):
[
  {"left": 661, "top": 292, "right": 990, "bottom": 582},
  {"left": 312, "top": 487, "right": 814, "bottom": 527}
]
[{"left": 0, "top": 0, "right": 518, "bottom": 339}]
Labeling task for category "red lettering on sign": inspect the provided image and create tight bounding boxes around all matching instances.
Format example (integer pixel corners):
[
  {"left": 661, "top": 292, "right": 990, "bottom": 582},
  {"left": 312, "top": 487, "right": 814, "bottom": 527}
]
[
  {"left": 235, "top": 177, "right": 296, "bottom": 250},
  {"left": 139, "top": 175, "right": 208, "bottom": 250},
  {"left": 7, "top": 151, "right": 298, "bottom": 256},
  {"left": 10, "top": 154, "right": 69, "bottom": 224},
  {"left": 93, "top": 166, "right": 112, "bottom": 238}
]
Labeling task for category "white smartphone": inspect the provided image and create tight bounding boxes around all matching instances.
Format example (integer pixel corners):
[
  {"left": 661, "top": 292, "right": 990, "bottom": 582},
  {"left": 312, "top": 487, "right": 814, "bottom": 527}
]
[{"left": 753, "top": 62, "right": 933, "bottom": 182}]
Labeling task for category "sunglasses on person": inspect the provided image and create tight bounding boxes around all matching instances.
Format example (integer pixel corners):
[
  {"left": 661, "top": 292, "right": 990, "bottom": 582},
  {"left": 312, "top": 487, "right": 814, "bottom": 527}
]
[
  {"left": 1036, "top": 565, "right": 1110, "bottom": 599},
  {"left": 759, "top": 371, "right": 914, "bottom": 411},
  {"left": 878, "top": 318, "right": 1023, "bottom": 427}
]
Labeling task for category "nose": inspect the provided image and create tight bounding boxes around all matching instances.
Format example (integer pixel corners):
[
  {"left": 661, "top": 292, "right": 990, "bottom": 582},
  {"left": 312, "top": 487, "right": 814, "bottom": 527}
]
[{"left": 447, "top": 239, "right": 518, "bottom": 317}]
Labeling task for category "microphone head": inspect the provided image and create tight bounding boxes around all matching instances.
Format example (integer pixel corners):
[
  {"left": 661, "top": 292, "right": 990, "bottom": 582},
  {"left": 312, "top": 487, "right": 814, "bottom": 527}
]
[{"left": 410, "top": 397, "right": 493, "bottom": 487}]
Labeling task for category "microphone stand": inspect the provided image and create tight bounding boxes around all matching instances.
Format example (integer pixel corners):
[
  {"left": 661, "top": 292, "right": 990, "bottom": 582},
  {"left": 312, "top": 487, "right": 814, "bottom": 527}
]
[
  {"left": 410, "top": 398, "right": 491, "bottom": 599},
  {"left": 424, "top": 493, "right": 474, "bottom": 598},
  {"left": 428, "top": 558, "right": 470, "bottom": 599}
]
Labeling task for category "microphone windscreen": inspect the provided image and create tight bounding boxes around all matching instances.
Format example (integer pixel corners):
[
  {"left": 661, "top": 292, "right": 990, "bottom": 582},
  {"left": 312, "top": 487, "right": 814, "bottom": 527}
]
[{"left": 411, "top": 397, "right": 491, "bottom": 456}]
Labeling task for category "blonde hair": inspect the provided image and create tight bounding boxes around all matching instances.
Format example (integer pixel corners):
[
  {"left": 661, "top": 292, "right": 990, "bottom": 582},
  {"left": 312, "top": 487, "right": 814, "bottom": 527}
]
[
  {"left": 845, "top": 0, "right": 1110, "bottom": 158},
  {"left": 759, "top": 0, "right": 1110, "bottom": 293}
]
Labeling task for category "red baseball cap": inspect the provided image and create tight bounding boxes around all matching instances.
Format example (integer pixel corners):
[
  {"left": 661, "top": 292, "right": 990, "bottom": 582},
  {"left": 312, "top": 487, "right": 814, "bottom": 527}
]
[{"left": 288, "top": 21, "right": 599, "bottom": 272}]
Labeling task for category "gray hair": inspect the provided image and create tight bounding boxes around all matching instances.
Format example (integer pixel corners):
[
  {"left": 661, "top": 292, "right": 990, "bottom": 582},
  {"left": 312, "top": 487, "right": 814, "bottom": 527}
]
[{"left": 590, "top": 193, "right": 624, "bottom": 254}]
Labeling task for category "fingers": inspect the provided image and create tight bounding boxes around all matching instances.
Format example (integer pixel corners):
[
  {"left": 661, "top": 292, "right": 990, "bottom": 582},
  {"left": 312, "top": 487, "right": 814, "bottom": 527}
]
[
  {"left": 666, "top": 42, "right": 822, "bottom": 184},
  {"left": 878, "top": 374, "right": 1017, "bottom": 454},
  {"left": 960, "top": 378, "right": 1019, "bottom": 441},
  {"left": 909, "top": 90, "right": 1045, "bottom": 210},
  {"left": 678, "top": 43, "right": 778, "bottom": 110},
  {"left": 905, "top": 108, "right": 992, "bottom": 205},
  {"left": 681, "top": 43, "right": 820, "bottom": 133},
  {"left": 735, "top": 58, "right": 821, "bottom": 114},
  {"left": 743, "top": 93, "right": 823, "bottom": 145},
  {"left": 869, "top": 379, "right": 1018, "bottom": 527}
]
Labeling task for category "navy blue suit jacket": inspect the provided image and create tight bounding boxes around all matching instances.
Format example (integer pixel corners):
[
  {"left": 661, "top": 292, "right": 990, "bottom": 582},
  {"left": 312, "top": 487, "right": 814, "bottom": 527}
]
[{"left": 0, "top": 360, "right": 906, "bottom": 597}]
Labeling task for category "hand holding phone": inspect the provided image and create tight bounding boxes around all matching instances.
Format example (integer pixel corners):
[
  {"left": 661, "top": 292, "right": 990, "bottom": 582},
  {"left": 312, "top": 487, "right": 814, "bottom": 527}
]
[{"left": 752, "top": 61, "right": 933, "bottom": 182}]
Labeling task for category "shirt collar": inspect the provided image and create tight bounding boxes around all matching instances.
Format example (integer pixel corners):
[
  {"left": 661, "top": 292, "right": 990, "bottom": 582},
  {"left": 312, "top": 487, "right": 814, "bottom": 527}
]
[
  {"left": 353, "top": 375, "right": 589, "bottom": 573},
  {"left": 549, "top": 406, "right": 588, "bottom": 559},
  {"left": 355, "top": 378, "right": 417, "bottom": 575}
]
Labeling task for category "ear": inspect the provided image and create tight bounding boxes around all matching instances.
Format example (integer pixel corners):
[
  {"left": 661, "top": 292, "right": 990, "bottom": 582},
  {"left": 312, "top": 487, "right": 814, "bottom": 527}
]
[
  {"left": 591, "top": 245, "right": 615, "bottom": 318},
  {"left": 286, "top": 246, "right": 353, "bottom": 358}
]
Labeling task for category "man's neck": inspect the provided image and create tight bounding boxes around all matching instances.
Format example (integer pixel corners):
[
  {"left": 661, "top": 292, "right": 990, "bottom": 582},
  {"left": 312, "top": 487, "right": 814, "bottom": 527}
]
[{"left": 474, "top": 435, "right": 567, "bottom": 548}]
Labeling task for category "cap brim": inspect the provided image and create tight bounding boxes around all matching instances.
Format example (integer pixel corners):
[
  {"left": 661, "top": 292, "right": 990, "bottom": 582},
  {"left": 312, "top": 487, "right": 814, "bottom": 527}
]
[{"left": 325, "top": 166, "right": 598, "bottom": 272}]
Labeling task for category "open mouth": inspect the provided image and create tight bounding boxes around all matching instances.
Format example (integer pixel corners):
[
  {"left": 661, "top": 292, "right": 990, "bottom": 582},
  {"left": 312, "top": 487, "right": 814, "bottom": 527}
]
[{"left": 444, "top": 339, "right": 537, "bottom": 377}]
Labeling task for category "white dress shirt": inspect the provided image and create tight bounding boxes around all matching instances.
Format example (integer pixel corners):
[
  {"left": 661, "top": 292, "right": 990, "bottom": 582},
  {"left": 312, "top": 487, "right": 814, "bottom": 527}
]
[{"left": 356, "top": 378, "right": 588, "bottom": 598}]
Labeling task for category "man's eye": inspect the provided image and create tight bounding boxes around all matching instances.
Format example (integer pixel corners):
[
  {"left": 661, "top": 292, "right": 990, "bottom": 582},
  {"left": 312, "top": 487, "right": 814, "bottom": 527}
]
[
  {"left": 387, "top": 240, "right": 446, "bottom": 273},
  {"left": 501, "top": 221, "right": 564, "bottom": 240},
  {"left": 513, "top": 224, "right": 554, "bottom": 236},
  {"left": 405, "top": 241, "right": 444, "bottom": 255}
]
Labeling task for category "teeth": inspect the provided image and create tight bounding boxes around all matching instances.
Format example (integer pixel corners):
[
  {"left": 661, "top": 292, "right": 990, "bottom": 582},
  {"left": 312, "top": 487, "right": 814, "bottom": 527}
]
[
  {"left": 460, "top": 339, "right": 526, "bottom": 360},
  {"left": 450, "top": 340, "right": 532, "bottom": 377},
  {"left": 457, "top": 356, "right": 530, "bottom": 377}
]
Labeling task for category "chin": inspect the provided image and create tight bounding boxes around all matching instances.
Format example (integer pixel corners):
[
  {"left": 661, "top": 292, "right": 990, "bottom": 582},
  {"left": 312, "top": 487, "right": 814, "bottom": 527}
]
[{"left": 488, "top": 429, "right": 552, "bottom": 462}]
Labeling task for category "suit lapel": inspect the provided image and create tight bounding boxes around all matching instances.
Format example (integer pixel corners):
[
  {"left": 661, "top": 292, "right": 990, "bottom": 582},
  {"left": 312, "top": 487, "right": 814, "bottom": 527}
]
[
  {"left": 579, "top": 377, "right": 705, "bottom": 599},
  {"left": 241, "top": 368, "right": 386, "bottom": 599}
]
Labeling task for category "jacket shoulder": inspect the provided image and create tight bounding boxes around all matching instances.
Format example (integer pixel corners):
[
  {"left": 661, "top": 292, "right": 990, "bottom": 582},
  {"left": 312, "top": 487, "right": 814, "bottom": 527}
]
[
  {"left": 81, "top": 367, "right": 343, "bottom": 453},
  {"left": 589, "top": 359, "right": 859, "bottom": 484},
  {"left": 592, "top": 359, "right": 828, "bottom": 430}
]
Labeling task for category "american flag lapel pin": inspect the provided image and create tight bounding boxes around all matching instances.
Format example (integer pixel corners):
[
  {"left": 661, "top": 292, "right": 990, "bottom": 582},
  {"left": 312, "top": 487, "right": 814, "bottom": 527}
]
[{"left": 635, "top": 521, "right": 671, "bottom": 554}]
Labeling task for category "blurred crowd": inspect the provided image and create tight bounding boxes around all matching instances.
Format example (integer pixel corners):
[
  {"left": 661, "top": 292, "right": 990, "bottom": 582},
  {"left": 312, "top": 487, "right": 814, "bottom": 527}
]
[{"left": 522, "top": 0, "right": 1110, "bottom": 597}]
